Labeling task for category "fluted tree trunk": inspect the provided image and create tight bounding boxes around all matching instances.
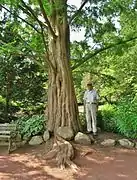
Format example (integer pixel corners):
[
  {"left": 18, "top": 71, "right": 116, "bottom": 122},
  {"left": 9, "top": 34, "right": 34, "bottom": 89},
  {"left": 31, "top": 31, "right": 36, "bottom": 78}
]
[
  {"left": 44, "top": 0, "right": 81, "bottom": 134},
  {"left": 37, "top": 0, "right": 82, "bottom": 169}
]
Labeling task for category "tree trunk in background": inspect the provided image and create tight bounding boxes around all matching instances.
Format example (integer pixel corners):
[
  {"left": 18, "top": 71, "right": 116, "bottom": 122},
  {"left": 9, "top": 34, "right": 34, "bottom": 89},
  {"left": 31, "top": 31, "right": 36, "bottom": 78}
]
[{"left": 47, "top": 0, "right": 81, "bottom": 134}]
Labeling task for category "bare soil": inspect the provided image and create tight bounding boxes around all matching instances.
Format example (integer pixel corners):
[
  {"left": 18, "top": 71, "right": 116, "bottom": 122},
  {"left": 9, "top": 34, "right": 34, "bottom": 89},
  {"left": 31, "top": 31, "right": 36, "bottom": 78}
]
[{"left": 0, "top": 132, "right": 137, "bottom": 180}]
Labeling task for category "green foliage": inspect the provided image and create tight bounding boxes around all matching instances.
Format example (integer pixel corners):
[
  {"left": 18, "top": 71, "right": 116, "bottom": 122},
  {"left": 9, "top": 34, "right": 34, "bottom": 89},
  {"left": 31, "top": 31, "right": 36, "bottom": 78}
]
[
  {"left": 1, "top": 0, "right": 137, "bottom": 135},
  {"left": 79, "top": 112, "right": 86, "bottom": 125},
  {"left": 100, "top": 104, "right": 117, "bottom": 132},
  {"left": 97, "top": 110, "right": 103, "bottom": 128},
  {"left": 43, "top": 0, "right": 53, "bottom": 16},
  {"left": 115, "top": 98, "right": 137, "bottom": 139},
  {"left": 0, "top": 20, "right": 47, "bottom": 122},
  {"left": 101, "top": 97, "right": 137, "bottom": 139},
  {"left": 16, "top": 115, "right": 46, "bottom": 138},
  {"left": 79, "top": 112, "right": 87, "bottom": 132}
]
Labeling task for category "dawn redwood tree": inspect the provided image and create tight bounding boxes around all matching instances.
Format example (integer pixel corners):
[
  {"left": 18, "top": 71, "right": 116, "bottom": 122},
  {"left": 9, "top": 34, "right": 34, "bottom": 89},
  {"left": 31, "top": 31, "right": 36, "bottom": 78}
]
[
  {"left": 1, "top": 0, "right": 85, "bottom": 168},
  {"left": 1, "top": 0, "right": 83, "bottom": 133},
  {"left": 1, "top": 0, "right": 137, "bottom": 168},
  {"left": 35, "top": 0, "right": 137, "bottom": 134},
  {"left": 36, "top": 0, "right": 82, "bottom": 133},
  {"left": 43, "top": 1, "right": 80, "bottom": 133}
]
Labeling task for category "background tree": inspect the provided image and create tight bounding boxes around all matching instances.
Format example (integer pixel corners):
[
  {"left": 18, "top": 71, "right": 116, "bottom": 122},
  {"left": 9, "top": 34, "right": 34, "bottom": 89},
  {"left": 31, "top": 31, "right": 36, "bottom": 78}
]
[{"left": 0, "top": 13, "right": 47, "bottom": 122}]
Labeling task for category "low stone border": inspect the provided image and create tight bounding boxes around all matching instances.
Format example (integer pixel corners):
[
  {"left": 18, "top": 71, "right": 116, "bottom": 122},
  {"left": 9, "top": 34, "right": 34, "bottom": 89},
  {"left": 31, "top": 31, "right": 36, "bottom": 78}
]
[
  {"left": 11, "top": 127, "right": 136, "bottom": 151},
  {"left": 101, "top": 138, "right": 137, "bottom": 149}
]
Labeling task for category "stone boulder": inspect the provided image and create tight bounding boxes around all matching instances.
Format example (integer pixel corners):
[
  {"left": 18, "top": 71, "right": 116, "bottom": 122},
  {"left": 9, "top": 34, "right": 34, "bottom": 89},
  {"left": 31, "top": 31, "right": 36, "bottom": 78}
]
[
  {"left": 118, "top": 139, "right": 134, "bottom": 148},
  {"left": 101, "top": 139, "right": 116, "bottom": 147},
  {"left": 135, "top": 143, "right": 137, "bottom": 149},
  {"left": 74, "top": 132, "right": 91, "bottom": 145},
  {"left": 56, "top": 126, "right": 74, "bottom": 140},
  {"left": 43, "top": 130, "right": 50, "bottom": 142},
  {"left": 29, "top": 136, "right": 43, "bottom": 145}
]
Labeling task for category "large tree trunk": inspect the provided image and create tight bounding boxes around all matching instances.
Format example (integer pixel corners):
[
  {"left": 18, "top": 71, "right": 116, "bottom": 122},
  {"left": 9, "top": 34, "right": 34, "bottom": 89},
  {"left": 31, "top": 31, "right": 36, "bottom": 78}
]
[{"left": 47, "top": 0, "right": 81, "bottom": 134}]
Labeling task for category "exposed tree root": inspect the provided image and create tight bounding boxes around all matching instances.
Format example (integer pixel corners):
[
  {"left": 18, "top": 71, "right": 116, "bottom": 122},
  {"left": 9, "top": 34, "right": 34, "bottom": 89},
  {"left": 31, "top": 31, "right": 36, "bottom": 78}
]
[
  {"left": 45, "top": 135, "right": 97, "bottom": 171},
  {"left": 72, "top": 143, "right": 96, "bottom": 157},
  {"left": 45, "top": 135, "right": 79, "bottom": 171}
]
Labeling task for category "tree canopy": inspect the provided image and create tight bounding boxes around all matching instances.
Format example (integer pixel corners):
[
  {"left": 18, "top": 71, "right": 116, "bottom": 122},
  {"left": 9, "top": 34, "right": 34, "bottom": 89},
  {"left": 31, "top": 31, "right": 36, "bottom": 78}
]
[{"left": 0, "top": 0, "right": 137, "bottom": 120}]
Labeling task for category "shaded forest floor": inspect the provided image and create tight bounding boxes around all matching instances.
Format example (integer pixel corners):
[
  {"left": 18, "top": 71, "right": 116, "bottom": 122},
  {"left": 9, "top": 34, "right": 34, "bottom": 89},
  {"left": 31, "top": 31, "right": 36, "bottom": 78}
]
[{"left": 0, "top": 132, "right": 137, "bottom": 180}]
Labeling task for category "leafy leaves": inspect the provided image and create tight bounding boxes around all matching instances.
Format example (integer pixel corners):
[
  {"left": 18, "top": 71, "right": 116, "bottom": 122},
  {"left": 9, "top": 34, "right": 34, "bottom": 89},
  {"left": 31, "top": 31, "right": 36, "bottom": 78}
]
[{"left": 16, "top": 115, "right": 46, "bottom": 137}]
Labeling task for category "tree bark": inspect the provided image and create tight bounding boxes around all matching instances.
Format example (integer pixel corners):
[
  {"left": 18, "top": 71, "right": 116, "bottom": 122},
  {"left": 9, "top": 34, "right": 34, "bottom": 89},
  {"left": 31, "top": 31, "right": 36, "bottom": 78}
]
[{"left": 47, "top": 0, "right": 81, "bottom": 134}]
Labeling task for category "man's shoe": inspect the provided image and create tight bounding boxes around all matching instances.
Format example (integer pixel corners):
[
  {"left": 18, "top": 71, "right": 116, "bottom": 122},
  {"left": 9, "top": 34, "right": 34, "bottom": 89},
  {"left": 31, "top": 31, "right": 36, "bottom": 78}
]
[
  {"left": 93, "top": 132, "right": 98, "bottom": 137},
  {"left": 86, "top": 131, "right": 93, "bottom": 134}
]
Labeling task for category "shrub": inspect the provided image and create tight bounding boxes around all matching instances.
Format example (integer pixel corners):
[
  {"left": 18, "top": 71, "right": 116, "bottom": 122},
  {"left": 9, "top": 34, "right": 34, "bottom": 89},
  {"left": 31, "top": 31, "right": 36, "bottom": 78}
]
[
  {"left": 100, "top": 104, "right": 117, "bottom": 132},
  {"left": 79, "top": 112, "right": 87, "bottom": 131},
  {"left": 100, "top": 97, "right": 137, "bottom": 139},
  {"left": 16, "top": 115, "right": 46, "bottom": 138},
  {"left": 115, "top": 98, "right": 137, "bottom": 139},
  {"left": 97, "top": 110, "right": 103, "bottom": 129}
]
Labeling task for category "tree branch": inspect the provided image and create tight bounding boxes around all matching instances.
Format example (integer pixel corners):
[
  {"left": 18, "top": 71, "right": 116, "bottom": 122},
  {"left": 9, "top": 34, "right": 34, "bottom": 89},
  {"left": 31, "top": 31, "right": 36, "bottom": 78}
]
[
  {"left": 69, "top": 0, "right": 88, "bottom": 24},
  {"left": 20, "top": 0, "right": 46, "bottom": 28},
  {"left": 37, "top": 0, "right": 57, "bottom": 39},
  {"left": 0, "top": 5, "right": 41, "bottom": 34},
  {"left": 40, "top": 26, "right": 56, "bottom": 72},
  {"left": 72, "top": 36, "right": 137, "bottom": 70},
  {"left": 17, "top": 32, "right": 55, "bottom": 71}
]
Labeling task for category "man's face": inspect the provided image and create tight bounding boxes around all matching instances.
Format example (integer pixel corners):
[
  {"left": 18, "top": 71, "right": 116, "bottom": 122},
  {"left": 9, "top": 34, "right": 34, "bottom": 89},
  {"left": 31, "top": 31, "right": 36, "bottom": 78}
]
[{"left": 87, "top": 84, "right": 93, "bottom": 90}]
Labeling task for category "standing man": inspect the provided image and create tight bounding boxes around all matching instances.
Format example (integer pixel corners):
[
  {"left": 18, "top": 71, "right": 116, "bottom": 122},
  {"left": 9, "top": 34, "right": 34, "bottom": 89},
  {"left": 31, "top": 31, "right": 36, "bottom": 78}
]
[{"left": 84, "top": 82, "right": 99, "bottom": 136}]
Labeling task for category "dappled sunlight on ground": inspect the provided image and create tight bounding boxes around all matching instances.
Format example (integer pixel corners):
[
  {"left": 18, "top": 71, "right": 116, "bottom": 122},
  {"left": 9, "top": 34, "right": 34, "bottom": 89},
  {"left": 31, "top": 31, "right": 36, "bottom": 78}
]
[
  {"left": 74, "top": 146, "right": 137, "bottom": 180},
  {"left": 0, "top": 144, "right": 137, "bottom": 180},
  {"left": 0, "top": 145, "right": 75, "bottom": 180}
]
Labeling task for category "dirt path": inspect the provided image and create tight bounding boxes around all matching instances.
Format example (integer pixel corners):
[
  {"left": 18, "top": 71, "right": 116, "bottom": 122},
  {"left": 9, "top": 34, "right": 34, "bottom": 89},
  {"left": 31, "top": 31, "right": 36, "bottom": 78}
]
[{"left": 0, "top": 143, "right": 137, "bottom": 180}]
